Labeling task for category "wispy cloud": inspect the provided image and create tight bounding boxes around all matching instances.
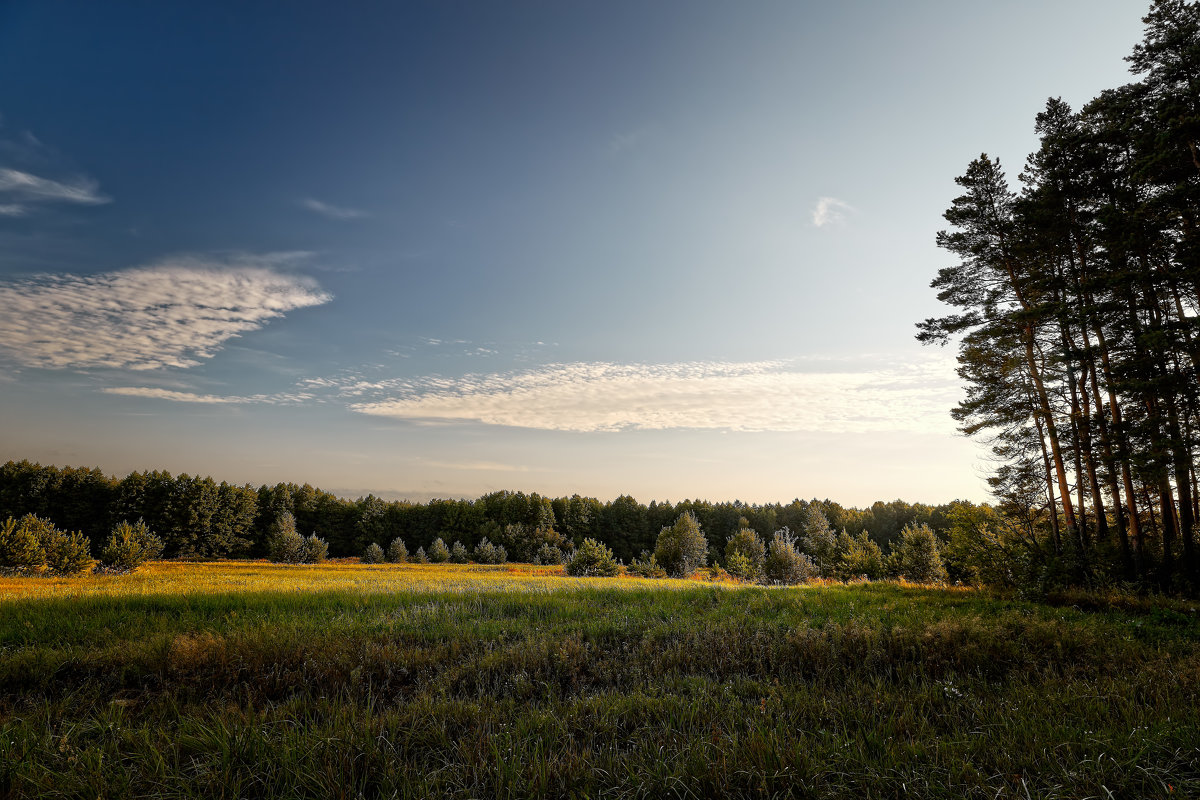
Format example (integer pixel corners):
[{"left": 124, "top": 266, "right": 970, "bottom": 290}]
[
  {"left": 102, "top": 386, "right": 316, "bottom": 404},
  {"left": 102, "top": 387, "right": 249, "bottom": 404},
  {"left": 608, "top": 124, "right": 658, "bottom": 156},
  {"left": 346, "top": 358, "right": 959, "bottom": 434},
  {"left": 0, "top": 167, "right": 110, "bottom": 216},
  {"left": 0, "top": 254, "right": 332, "bottom": 370},
  {"left": 812, "top": 196, "right": 855, "bottom": 227},
  {"left": 300, "top": 197, "right": 368, "bottom": 220}
]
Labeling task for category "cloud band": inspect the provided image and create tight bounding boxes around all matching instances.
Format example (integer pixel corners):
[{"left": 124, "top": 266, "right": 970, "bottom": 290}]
[{"left": 0, "top": 257, "right": 332, "bottom": 370}]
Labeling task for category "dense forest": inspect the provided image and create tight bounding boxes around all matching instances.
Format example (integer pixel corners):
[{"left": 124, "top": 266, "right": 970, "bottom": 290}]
[
  {"left": 919, "top": 0, "right": 1200, "bottom": 592},
  {"left": 0, "top": 458, "right": 963, "bottom": 570}
]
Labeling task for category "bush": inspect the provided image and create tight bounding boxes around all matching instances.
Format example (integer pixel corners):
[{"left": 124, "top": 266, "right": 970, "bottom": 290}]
[
  {"left": 412, "top": 546, "right": 429, "bottom": 564},
  {"left": 101, "top": 519, "right": 163, "bottom": 573},
  {"left": 450, "top": 540, "right": 470, "bottom": 563},
  {"left": 889, "top": 523, "right": 948, "bottom": 583},
  {"left": 2, "top": 515, "right": 94, "bottom": 576},
  {"left": 302, "top": 534, "right": 329, "bottom": 564},
  {"left": 0, "top": 516, "right": 46, "bottom": 573},
  {"left": 763, "top": 527, "right": 817, "bottom": 585},
  {"left": 18, "top": 514, "right": 60, "bottom": 554},
  {"left": 565, "top": 537, "right": 620, "bottom": 577},
  {"left": 267, "top": 512, "right": 306, "bottom": 564},
  {"left": 428, "top": 537, "right": 451, "bottom": 563},
  {"left": 363, "top": 542, "right": 385, "bottom": 564},
  {"left": 268, "top": 531, "right": 306, "bottom": 564},
  {"left": 473, "top": 538, "right": 506, "bottom": 565},
  {"left": 654, "top": 512, "right": 708, "bottom": 578},
  {"left": 835, "top": 531, "right": 886, "bottom": 580},
  {"left": 799, "top": 504, "right": 838, "bottom": 577},
  {"left": 705, "top": 563, "right": 728, "bottom": 581},
  {"left": 533, "top": 543, "right": 565, "bottom": 565},
  {"left": 725, "top": 551, "right": 756, "bottom": 581},
  {"left": 43, "top": 529, "right": 94, "bottom": 575},
  {"left": 387, "top": 537, "right": 408, "bottom": 563},
  {"left": 725, "top": 527, "right": 766, "bottom": 580},
  {"left": 267, "top": 511, "right": 327, "bottom": 564},
  {"left": 626, "top": 551, "right": 666, "bottom": 578}
]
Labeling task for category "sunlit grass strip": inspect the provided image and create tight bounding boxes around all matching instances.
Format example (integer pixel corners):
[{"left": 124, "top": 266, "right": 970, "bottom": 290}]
[{"left": 0, "top": 560, "right": 729, "bottom": 602}]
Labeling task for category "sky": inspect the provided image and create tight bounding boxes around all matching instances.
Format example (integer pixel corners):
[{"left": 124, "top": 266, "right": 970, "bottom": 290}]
[{"left": 0, "top": 1, "right": 1151, "bottom": 506}]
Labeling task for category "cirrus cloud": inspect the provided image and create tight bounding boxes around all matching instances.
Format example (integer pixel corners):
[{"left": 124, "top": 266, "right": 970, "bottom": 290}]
[
  {"left": 300, "top": 197, "right": 368, "bottom": 220},
  {"left": 0, "top": 255, "right": 332, "bottom": 370},
  {"left": 812, "top": 196, "right": 855, "bottom": 227},
  {"left": 0, "top": 167, "right": 110, "bottom": 216},
  {"left": 102, "top": 386, "right": 316, "bottom": 405}
]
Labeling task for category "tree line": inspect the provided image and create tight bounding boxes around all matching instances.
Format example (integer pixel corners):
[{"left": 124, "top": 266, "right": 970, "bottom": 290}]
[
  {"left": 919, "top": 0, "right": 1200, "bottom": 591},
  {"left": 0, "top": 459, "right": 966, "bottom": 570}
]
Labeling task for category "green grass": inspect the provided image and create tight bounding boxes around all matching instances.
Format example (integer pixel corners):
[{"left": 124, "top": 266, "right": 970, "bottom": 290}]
[{"left": 1, "top": 563, "right": 1198, "bottom": 798}]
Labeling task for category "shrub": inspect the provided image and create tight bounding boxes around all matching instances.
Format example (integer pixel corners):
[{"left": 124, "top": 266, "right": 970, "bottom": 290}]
[
  {"left": 725, "top": 551, "right": 756, "bottom": 581},
  {"left": 450, "top": 540, "right": 470, "bottom": 563},
  {"left": 428, "top": 537, "right": 451, "bottom": 563},
  {"left": 387, "top": 537, "right": 408, "bottom": 563},
  {"left": 654, "top": 512, "right": 708, "bottom": 578},
  {"left": 101, "top": 519, "right": 163, "bottom": 573},
  {"left": 412, "top": 546, "right": 429, "bottom": 564},
  {"left": 533, "top": 543, "right": 565, "bottom": 565},
  {"left": 363, "top": 542, "right": 385, "bottom": 564},
  {"left": 302, "top": 534, "right": 329, "bottom": 564},
  {"left": 565, "top": 537, "right": 620, "bottom": 577},
  {"left": 725, "top": 527, "right": 766, "bottom": 580},
  {"left": 268, "top": 531, "right": 306, "bottom": 563},
  {"left": 268, "top": 511, "right": 327, "bottom": 564},
  {"left": 889, "top": 523, "right": 948, "bottom": 583},
  {"left": 0, "top": 516, "right": 46, "bottom": 573},
  {"left": 2, "top": 515, "right": 93, "bottom": 576},
  {"left": 799, "top": 504, "right": 838, "bottom": 577},
  {"left": 18, "top": 514, "right": 60, "bottom": 555},
  {"left": 43, "top": 529, "right": 94, "bottom": 575},
  {"left": 267, "top": 512, "right": 306, "bottom": 564},
  {"left": 836, "top": 531, "right": 886, "bottom": 580},
  {"left": 626, "top": 551, "right": 666, "bottom": 578},
  {"left": 763, "top": 527, "right": 817, "bottom": 585},
  {"left": 473, "top": 538, "right": 506, "bottom": 565}
]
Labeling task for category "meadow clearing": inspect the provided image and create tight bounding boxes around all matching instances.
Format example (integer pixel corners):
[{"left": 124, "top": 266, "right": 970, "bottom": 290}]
[{"left": 1, "top": 561, "right": 1198, "bottom": 798}]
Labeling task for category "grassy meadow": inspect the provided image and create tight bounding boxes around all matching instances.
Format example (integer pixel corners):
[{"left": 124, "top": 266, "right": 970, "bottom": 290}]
[{"left": 1, "top": 562, "right": 1198, "bottom": 799}]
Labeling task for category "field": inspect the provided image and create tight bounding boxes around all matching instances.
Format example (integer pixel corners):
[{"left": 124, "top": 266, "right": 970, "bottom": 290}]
[{"left": 1, "top": 562, "right": 1198, "bottom": 799}]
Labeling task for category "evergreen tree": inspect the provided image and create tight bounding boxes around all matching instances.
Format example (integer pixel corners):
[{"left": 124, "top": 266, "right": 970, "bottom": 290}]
[
  {"left": 565, "top": 538, "right": 620, "bottom": 577},
  {"left": 654, "top": 512, "right": 708, "bottom": 578},
  {"left": 798, "top": 503, "right": 838, "bottom": 576},
  {"left": 889, "top": 523, "right": 948, "bottom": 584},
  {"left": 428, "top": 537, "right": 451, "bottom": 563},
  {"left": 724, "top": 526, "right": 766, "bottom": 579},
  {"left": 101, "top": 519, "right": 163, "bottom": 573},
  {"left": 387, "top": 537, "right": 408, "bottom": 563}
]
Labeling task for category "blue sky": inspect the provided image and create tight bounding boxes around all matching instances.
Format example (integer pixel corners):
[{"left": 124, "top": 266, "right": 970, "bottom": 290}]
[{"left": 0, "top": 1, "right": 1148, "bottom": 504}]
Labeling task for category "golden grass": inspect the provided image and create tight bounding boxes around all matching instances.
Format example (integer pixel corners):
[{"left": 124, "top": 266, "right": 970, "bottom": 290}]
[{"left": 0, "top": 559, "right": 721, "bottom": 601}]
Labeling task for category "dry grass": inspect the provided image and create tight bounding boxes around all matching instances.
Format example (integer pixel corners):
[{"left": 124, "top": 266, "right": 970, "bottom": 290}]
[{"left": 0, "top": 559, "right": 716, "bottom": 602}]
